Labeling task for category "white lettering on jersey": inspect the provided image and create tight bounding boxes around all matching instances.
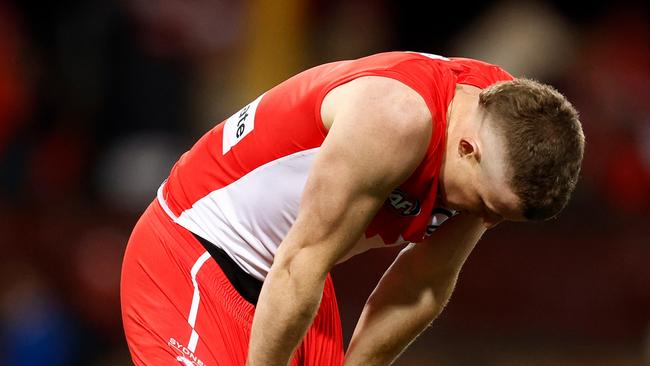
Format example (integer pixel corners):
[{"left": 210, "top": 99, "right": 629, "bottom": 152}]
[
  {"left": 222, "top": 93, "right": 265, "bottom": 154},
  {"left": 425, "top": 207, "right": 457, "bottom": 236}
]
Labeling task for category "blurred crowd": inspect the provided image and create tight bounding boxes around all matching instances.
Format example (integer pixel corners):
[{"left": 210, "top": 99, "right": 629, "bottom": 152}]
[{"left": 0, "top": 0, "right": 648, "bottom": 365}]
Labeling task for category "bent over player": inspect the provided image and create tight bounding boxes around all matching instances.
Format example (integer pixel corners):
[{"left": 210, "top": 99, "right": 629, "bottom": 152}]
[{"left": 121, "top": 51, "right": 585, "bottom": 366}]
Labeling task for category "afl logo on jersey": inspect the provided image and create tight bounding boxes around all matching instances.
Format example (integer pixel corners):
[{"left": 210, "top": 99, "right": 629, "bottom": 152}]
[
  {"left": 387, "top": 189, "right": 421, "bottom": 216},
  {"left": 222, "top": 93, "right": 265, "bottom": 154}
]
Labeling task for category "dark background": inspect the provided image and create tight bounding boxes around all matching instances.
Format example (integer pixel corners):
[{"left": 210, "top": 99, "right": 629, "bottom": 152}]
[{"left": 1, "top": 0, "right": 649, "bottom": 365}]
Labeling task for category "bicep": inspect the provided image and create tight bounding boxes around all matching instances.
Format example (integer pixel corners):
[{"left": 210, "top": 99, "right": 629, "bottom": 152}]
[{"left": 276, "top": 78, "right": 432, "bottom": 270}]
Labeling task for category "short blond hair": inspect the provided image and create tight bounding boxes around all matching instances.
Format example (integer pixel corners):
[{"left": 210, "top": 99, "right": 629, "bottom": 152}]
[{"left": 479, "top": 78, "right": 585, "bottom": 220}]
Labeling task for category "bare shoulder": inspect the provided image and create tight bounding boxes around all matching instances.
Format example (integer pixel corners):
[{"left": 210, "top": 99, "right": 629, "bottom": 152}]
[{"left": 321, "top": 76, "right": 432, "bottom": 136}]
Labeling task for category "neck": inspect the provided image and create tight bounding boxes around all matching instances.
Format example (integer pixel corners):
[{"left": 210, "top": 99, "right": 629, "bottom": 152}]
[
  {"left": 439, "top": 84, "right": 482, "bottom": 206},
  {"left": 446, "top": 84, "right": 481, "bottom": 140}
]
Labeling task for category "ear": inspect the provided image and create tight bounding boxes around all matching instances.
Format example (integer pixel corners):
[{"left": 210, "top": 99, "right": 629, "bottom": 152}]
[{"left": 458, "top": 137, "right": 480, "bottom": 161}]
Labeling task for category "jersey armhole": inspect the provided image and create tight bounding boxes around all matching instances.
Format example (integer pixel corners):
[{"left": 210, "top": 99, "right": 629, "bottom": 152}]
[{"left": 313, "top": 69, "right": 439, "bottom": 138}]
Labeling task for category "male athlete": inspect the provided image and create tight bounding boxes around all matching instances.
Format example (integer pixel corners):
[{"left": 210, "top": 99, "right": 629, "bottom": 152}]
[{"left": 121, "top": 51, "right": 584, "bottom": 366}]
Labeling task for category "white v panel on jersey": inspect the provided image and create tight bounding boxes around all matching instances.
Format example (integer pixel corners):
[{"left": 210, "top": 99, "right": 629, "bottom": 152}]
[{"left": 175, "top": 148, "right": 320, "bottom": 280}]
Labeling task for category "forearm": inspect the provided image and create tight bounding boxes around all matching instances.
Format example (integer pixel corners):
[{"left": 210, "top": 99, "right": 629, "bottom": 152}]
[
  {"left": 344, "top": 253, "right": 456, "bottom": 365},
  {"left": 246, "top": 251, "right": 327, "bottom": 366},
  {"left": 345, "top": 214, "right": 485, "bottom": 365}
]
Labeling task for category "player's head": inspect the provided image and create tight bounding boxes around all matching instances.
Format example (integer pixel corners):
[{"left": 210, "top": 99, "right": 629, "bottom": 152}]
[
  {"left": 441, "top": 78, "right": 585, "bottom": 226},
  {"left": 479, "top": 79, "right": 584, "bottom": 221}
]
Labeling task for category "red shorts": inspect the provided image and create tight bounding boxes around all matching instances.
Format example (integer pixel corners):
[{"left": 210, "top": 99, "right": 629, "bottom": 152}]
[{"left": 121, "top": 200, "right": 344, "bottom": 366}]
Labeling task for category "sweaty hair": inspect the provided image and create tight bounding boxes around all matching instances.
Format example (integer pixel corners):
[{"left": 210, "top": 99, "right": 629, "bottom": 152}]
[{"left": 479, "top": 78, "right": 585, "bottom": 221}]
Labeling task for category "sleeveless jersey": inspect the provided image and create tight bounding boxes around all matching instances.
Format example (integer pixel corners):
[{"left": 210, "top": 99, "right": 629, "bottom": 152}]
[{"left": 157, "top": 52, "right": 513, "bottom": 280}]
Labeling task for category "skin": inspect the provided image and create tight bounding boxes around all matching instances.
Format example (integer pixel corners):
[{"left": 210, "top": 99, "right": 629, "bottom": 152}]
[
  {"left": 439, "top": 84, "right": 524, "bottom": 226},
  {"left": 246, "top": 77, "right": 524, "bottom": 366}
]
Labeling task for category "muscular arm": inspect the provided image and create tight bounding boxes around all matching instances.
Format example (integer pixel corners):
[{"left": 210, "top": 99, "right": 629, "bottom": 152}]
[
  {"left": 344, "top": 213, "right": 486, "bottom": 365},
  {"left": 245, "top": 77, "right": 432, "bottom": 366}
]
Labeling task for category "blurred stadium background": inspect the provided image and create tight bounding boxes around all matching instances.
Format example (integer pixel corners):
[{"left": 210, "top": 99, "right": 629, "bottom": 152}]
[{"left": 1, "top": 0, "right": 649, "bottom": 365}]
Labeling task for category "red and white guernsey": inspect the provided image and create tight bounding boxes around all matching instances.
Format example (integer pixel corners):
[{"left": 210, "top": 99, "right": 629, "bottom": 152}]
[{"left": 157, "top": 52, "right": 513, "bottom": 280}]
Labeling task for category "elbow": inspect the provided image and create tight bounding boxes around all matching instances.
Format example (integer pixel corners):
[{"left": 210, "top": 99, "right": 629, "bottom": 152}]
[
  {"left": 264, "top": 247, "right": 332, "bottom": 322},
  {"left": 428, "top": 273, "right": 459, "bottom": 316},
  {"left": 271, "top": 245, "right": 331, "bottom": 285},
  {"left": 422, "top": 289, "right": 448, "bottom": 319}
]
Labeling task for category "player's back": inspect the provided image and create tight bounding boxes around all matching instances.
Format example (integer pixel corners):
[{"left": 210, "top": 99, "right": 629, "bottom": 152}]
[{"left": 157, "top": 51, "right": 512, "bottom": 280}]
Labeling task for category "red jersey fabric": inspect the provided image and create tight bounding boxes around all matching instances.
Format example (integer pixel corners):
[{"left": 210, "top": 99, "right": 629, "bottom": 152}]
[
  {"left": 157, "top": 52, "right": 512, "bottom": 280},
  {"left": 122, "top": 51, "right": 513, "bottom": 365}
]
